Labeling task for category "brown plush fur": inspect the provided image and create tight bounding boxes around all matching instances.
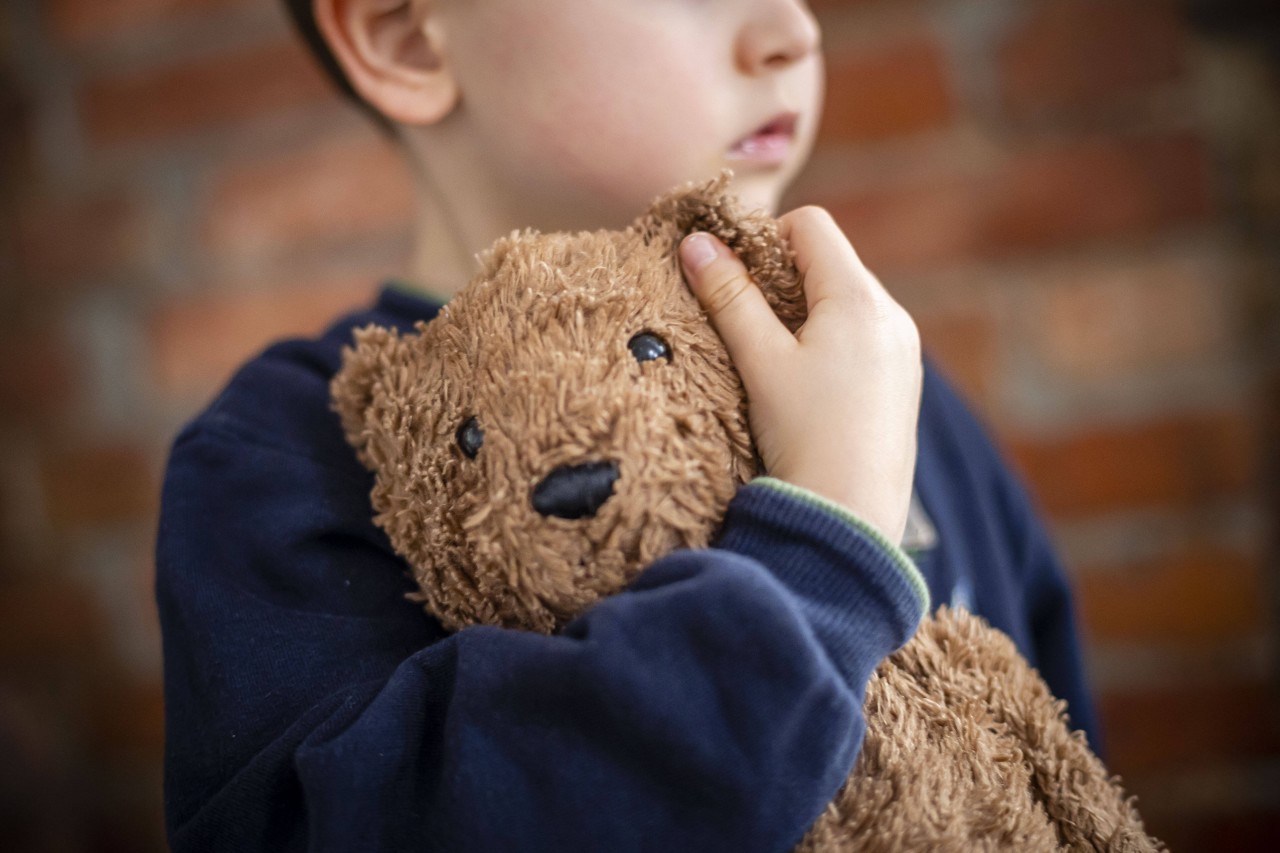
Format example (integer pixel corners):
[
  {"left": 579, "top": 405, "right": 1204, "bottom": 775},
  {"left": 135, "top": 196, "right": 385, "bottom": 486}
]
[
  {"left": 802, "top": 608, "right": 1158, "bottom": 851},
  {"left": 333, "top": 172, "right": 804, "bottom": 634},
  {"left": 332, "top": 172, "right": 1163, "bottom": 851}
]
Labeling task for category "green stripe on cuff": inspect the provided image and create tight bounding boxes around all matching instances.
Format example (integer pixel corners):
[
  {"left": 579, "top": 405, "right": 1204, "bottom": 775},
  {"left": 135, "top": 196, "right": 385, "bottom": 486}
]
[{"left": 750, "top": 476, "right": 931, "bottom": 613}]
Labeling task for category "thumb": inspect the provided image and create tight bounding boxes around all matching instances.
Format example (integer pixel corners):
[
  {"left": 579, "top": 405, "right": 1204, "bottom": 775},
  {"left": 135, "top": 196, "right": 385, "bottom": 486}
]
[{"left": 679, "top": 233, "right": 793, "bottom": 373}]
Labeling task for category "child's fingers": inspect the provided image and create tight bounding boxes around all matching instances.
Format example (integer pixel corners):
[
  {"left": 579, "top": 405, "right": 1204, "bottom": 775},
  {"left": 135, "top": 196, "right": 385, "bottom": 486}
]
[
  {"left": 777, "top": 206, "right": 890, "bottom": 311},
  {"left": 679, "top": 233, "right": 794, "bottom": 376}
]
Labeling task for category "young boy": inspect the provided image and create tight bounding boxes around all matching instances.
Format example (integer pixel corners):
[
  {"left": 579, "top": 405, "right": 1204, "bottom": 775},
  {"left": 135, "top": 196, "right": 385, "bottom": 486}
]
[{"left": 156, "top": 1, "right": 1100, "bottom": 849}]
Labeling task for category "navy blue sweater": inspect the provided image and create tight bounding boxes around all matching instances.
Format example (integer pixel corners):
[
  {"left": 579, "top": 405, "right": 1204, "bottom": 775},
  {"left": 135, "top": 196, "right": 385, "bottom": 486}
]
[{"left": 156, "top": 284, "right": 1099, "bottom": 852}]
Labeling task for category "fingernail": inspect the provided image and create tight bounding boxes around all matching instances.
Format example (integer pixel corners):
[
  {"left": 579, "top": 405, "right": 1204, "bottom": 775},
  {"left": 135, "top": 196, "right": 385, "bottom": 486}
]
[{"left": 680, "top": 233, "right": 719, "bottom": 273}]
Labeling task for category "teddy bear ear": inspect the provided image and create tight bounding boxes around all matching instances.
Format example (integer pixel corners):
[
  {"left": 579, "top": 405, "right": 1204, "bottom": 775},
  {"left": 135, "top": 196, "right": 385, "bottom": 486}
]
[
  {"left": 629, "top": 169, "right": 806, "bottom": 333},
  {"left": 330, "top": 323, "right": 416, "bottom": 467}
]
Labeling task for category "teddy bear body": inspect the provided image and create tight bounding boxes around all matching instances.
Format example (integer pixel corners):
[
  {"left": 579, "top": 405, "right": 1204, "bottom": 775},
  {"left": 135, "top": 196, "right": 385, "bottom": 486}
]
[{"left": 333, "top": 174, "right": 1161, "bottom": 851}]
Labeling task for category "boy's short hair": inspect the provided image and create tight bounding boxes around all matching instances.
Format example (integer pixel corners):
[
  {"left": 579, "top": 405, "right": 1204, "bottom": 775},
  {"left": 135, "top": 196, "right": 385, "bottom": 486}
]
[{"left": 281, "top": 0, "right": 395, "bottom": 135}]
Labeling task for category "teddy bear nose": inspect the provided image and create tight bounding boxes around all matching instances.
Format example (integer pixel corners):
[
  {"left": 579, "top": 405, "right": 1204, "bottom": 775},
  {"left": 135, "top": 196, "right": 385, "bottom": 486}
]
[{"left": 531, "top": 460, "right": 620, "bottom": 520}]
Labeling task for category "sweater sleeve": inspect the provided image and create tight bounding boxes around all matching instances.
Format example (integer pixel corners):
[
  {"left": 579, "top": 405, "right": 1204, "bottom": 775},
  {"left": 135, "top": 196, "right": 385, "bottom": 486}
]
[
  {"left": 156, "top": 425, "right": 927, "bottom": 853},
  {"left": 989, "top": 452, "right": 1104, "bottom": 754},
  {"left": 917, "top": 361, "right": 1102, "bottom": 753}
]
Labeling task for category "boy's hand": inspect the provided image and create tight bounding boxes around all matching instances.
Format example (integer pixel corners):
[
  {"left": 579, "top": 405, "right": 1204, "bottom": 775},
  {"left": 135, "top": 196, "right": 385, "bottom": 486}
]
[{"left": 679, "top": 207, "right": 922, "bottom": 545}]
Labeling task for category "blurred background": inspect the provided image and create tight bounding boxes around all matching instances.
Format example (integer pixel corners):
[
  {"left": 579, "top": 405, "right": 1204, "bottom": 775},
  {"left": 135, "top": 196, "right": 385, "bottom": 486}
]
[{"left": 1, "top": 0, "right": 1277, "bottom": 849}]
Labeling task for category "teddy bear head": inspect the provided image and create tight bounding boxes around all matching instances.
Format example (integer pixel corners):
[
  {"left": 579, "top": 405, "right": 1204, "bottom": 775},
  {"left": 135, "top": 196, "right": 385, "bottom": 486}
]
[{"left": 332, "top": 172, "right": 804, "bottom": 634}]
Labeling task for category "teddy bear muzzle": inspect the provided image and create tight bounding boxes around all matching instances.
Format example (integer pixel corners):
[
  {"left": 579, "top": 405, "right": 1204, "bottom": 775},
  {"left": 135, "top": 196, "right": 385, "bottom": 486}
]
[{"left": 531, "top": 460, "right": 620, "bottom": 520}]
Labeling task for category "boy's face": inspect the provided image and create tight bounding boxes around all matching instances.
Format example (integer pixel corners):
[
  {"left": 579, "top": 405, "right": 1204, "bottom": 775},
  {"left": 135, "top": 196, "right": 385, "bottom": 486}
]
[{"left": 436, "top": 0, "right": 824, "bottom": 229}]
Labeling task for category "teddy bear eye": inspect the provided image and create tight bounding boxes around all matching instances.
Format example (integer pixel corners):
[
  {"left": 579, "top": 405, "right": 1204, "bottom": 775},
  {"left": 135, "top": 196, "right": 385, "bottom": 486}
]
[
  {"left": 628, "top": 331, "right": 671, "bottom": 364},
  {"left": 456, "top": 416, "right": 484, "bottom": 459}
]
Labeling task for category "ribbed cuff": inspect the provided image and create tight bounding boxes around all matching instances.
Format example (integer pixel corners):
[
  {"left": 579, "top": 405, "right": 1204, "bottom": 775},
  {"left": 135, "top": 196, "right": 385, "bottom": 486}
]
[
  {"left": 714, "top": 479, "right": 931, "bottom": 684},
  {"left": 749, "top": 476, "right": 930, "bottom": 614}
]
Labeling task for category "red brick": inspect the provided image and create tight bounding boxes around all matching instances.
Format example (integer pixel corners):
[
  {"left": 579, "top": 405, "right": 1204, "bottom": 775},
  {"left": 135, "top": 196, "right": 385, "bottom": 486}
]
[
  {"left": 809, "top": 0, "right": 883, "bottom": 9},
  {"left": 1006, "top": 408, "right": 1259, "bottom": 520},
  {"left": 820, "top": 35, "right": 955, "bottom": 143},
  {"left": 827, "top": 133, "right": 1214, "bottom": 274},
  {"left": 0, "top": 323, "right": 76, "bottom": 426},
  {"left": 1, "top": 59, "right": 33, "bottom": 181},
  {"left": 992, "top": 134, "right": 1213, "bottom": 249},
  {"left": 1001, "top": 0, "right": 1187, "bottom": 118},
  {"left": 14, "top": 191, "right": 143, "bottom": 290},
  {"left": 1027, "top": 252, "right": 1234, "bottom": 382},
  {"left": 0, "top": 584, "right": 164, "bottom": 844},
  {"left": 1099, "top": 681, "right": 1280, "bottom": 776},
  {"left": 45, "top": 0, "right": 252, "bottom": 46},
  {"left": 915, "top": 311, "right": 999, "bottom": 412},
  {"left": 0, "top": 689, "right": 83, "bottom": 849},
  {"left": 200, "top": 133, "right": 414, "bottom": 261},
  {"left": 1077, "top": 547, "right": 1266, "bottom": 645},
  {"left": 146, "top": 276, "right": 376, "bottom": 399},
  {"left": 39, "top": 443, "right": 159, "bottom": 529},
  {"left": 0, "top": 575, "right": 106, "bottom": 663},
  {"left": 79, "top": 36, "right": 331, "bottom": 145},
  {"left": 85, "top": 674, "right": 165, "bottom": 759},
  {"left": 125, "top": 533, "right": 163, "bottom": 679},
  {"left": 827, "top": 172, "right": 972, "bottom": 273}
]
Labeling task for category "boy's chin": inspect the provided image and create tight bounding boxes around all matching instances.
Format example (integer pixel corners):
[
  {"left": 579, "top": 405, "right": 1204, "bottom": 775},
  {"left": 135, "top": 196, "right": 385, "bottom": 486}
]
[{"left": 725, "top": 181, "right": 783, "bottom": 217}]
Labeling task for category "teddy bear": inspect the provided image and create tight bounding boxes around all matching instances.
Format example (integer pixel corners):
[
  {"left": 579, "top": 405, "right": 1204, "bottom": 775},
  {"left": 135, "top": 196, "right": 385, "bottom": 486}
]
[{"left": 331, "top": 172, "right": 1163, "bottom": 851}]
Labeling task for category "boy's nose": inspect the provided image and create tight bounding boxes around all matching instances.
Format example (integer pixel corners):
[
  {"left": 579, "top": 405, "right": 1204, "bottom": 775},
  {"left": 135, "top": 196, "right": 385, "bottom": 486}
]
[
  {"left": 737, "top": 0, "right": 822, "bottom": 74},
  {"left": 532, "top": 460, "right": 620, "bottom": 520}
]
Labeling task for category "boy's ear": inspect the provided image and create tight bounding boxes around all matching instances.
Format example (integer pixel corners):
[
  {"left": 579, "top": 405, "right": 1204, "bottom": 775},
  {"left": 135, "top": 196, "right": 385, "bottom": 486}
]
[
  {"left": 630, "top": 170, "right": 807, "bottom": 332},
  {"left": 313, "top": 0, "right": 458, "bottom": 126}
]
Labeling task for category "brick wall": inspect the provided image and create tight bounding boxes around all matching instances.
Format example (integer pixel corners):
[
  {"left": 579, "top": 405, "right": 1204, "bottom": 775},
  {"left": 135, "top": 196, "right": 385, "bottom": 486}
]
[{"left": 1, "top": 0, "right": 1276, "bottom": 849}]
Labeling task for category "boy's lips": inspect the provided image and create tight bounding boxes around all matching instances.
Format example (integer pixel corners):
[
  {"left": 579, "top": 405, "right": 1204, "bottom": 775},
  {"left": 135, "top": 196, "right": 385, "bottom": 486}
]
[{"left": 727, "top": 112, "right": 799, "bottom": 166}]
